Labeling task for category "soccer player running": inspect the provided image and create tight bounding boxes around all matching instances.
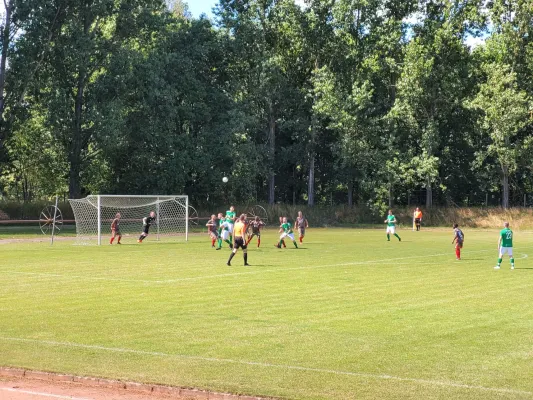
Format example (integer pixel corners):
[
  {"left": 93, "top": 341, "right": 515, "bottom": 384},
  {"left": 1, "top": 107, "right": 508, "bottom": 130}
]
[
  {"left": 295, "top": 211, "right": 308, "bottom": 244},
  {"left": 110, "top": 213, "right": 122, "bottom": 245},
  {"left": 495, "top": 222, "right": 515, "bottom": 270},
  {"left": 277, "top": 217, "right": 298, "bottom": 249},
  {"left": 276, "top": 216, "right": 286, "bottom": 248},
  {"left": 452, "top": 223, "right": 464, "bottom": 260},
  {"left": 138, "top": 211, "right": 156, "bottom": 243},
  {"left": 246, "top": 216, "right": 265, "bottom": 247},
  {"left": 413, "top": 207, "right": 423, "bottom": 231},
  {"left": 227, "top": 214, "right": 250, "bottom": 266},
  {"left": 206, "top": 214, "right": 218, "bottom": 248},
  {"left": 385, "top": 210, "right": 401, "bottom": 242}
]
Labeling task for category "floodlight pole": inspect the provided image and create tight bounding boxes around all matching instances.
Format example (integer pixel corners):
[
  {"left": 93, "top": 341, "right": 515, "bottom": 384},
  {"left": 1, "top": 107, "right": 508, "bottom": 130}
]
[{"left": 50, "top": 195, "right": 59, "bottom": 246}]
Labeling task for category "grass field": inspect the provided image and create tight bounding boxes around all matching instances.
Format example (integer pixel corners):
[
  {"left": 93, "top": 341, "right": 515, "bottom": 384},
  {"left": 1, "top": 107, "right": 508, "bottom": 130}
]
[{"left": 0, "top": 227, "right": 532, "bottom": 400}]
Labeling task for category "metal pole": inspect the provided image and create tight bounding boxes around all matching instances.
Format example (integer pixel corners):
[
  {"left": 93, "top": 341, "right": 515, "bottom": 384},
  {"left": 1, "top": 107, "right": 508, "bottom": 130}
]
[
  {"left": 97, "top": 195, "right": 101, "bottom": 245},
  {"left": 185, "top": 196, "right": 189, "bottom": 242},
  {"left": 156, "top": 197, "right": 160, "bottom": 241},
  {"left": 51, "top": 195, "right": 58, "bottom": 246}
]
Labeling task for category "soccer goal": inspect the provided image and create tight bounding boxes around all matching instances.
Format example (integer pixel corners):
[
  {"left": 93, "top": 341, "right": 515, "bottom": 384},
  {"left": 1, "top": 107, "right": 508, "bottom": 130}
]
[{"left": 69, "top": 195, "right": 188, "bottom": 245}]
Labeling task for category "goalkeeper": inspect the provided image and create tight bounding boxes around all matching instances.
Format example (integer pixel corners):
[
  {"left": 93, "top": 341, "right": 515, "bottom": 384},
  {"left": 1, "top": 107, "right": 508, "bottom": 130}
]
[{"left": 138, "top": 211, "right": 156, "bottom": 243}]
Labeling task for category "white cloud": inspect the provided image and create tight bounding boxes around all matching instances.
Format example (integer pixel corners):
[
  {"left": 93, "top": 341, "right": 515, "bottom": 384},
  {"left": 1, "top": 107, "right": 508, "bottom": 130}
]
[{"left": 465, "top": 36, "right": 487, "bottom": 49}]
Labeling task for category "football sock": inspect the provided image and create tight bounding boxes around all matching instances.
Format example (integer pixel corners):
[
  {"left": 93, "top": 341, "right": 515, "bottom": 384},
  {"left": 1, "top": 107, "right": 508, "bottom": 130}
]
[
  {"left": 278, "top": 239, "right": 283, "bottom": 247},
  {"left": 227, "top": 252, "right": 235, "bottom": 264},
  {"left": 293, "top": 241, "right": 298, "bottom": 248},
  {"left": 138, "top": 235, "right": 144, "bottom": 242},
  {"left": 510, "top": 258, "right": 515, "bottom": 266},
  {"left": 282, "top": 240, "right": 286, "bottom": 248},
  {"left": 225, "top": 239, "right": 232, "bottom": 247},
  {"left": 211, "top": 239, "right": 216, "bottom": 247},
  {"left": 117, "top": 238, "right": 121, "bottom": 244},
  {"left": 455, "top": 248, "right": 460, "bottom": 259},
  {"left": 229, "top": 234, "right": 233, "bottom": 242},
  {"left": 257, "top": 238, "right": 260, "bottom": 247},
  {"left": 394, "top": 233, "right": 401, "bottom": 241},
  {"left": 387, "top": 234, "right": 390, "bottom": 241},
  {"left": 110, "top": 237, "right": 114, "bottom": 244},
  {"left": 299, "top": 237, "right": 303, "bottom": 243},
  {"left": 244, "top": 253, "right": 248, "bottom": 265},
  {"left": 497, "top": 258, "right": 502, "bottom": 266}
]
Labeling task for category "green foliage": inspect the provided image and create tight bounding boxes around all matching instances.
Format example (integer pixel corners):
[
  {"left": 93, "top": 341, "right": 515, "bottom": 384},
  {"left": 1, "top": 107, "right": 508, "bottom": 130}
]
[{"left": 0, "top": 0, "right": 532, "bottom": 209}]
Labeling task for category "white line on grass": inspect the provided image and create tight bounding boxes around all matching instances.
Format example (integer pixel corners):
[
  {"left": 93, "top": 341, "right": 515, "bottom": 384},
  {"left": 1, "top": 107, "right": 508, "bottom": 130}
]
[
  {"left": 0, "top": 387, "right": 92, "bottom": 400},
  {"left": 0, "top": 250, "right": 495, "bottom": 285},
  {"left": 0, "top": 337, "right": 531, "bottom": 397}
]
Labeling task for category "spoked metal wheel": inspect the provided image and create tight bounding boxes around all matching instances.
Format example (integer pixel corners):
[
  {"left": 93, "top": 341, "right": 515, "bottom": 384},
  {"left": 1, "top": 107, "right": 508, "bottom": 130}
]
[
  {"left": 247, "top": 205, "right": 269, "bottom": 224},
  {"left": 39, "top": 205, "right": 63, "bottom": 235},
  {"left": 188, "top": 205, "right": 199, "bottom": 229}
]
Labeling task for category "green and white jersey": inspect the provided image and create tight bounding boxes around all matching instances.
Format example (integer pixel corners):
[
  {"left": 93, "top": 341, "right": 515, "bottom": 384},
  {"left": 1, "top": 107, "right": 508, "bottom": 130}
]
[
  {"left": 225, "top": 210, "right": 236, "bottom": 224},
  {"left": 500, "top": 228, "right": 513, "bottom": 247},
  {"left": 387, "top": 215, "right": 396, "bottom": 227},
  {"left": 281, "top": 222, "right": 293, "bottom": 234}
]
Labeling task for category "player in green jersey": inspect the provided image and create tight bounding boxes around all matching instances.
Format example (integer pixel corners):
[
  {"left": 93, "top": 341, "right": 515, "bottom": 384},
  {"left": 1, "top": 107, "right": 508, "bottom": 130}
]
[
  {"left": 216, "top": 212, "right": 233, "bottom": 250},
  {"left": 495, "top": 222, "right": 514, "bottom": 270},
  {"left": 225, "top": 206, "right": 236, "bottom": 242},
  {"left": 277, "top": 217, "right": 298, "bottom": 248},
  {"left": 384, "top": 210, "right": 401, "bottom": 242}
]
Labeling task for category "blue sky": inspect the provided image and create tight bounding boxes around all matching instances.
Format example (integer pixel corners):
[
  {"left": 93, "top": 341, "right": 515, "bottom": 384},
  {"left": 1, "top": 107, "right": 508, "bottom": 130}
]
[{"left": 188, "top": 0, "right": 218, "bottom": 18}]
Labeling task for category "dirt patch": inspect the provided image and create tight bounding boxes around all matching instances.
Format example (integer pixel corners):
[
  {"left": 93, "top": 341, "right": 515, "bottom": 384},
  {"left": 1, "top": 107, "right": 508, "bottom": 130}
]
[{"left": 0, "top": 368, "right": 266, "bottom": 400}]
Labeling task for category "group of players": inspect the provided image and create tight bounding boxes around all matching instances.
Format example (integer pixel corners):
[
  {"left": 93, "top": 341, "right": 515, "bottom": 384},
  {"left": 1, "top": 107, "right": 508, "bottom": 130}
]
[
  {"left": 387, "top": 207, "right": 516, "bottom": 269},
  {"left": 108, "top": 205, "right": 515, "bottom": 270},
  {"left": 205, "top": 207, "right": 309, "bottom": 266}
]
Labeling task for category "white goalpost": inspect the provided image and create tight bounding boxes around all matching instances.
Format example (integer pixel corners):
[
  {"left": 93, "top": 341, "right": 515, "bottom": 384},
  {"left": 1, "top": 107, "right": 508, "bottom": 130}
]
[{"left": 69, "top": 195, "right": 189, "bottom": 245}]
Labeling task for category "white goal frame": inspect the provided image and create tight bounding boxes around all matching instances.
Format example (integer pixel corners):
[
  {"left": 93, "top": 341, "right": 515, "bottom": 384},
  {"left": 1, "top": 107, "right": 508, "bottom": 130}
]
[{"left": 69, "top": 195, "right": 189, "bottom": 245}]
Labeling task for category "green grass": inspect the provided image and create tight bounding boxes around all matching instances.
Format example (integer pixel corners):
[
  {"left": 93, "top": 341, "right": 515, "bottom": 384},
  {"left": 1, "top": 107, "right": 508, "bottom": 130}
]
[{"left": 0, "top": 228, "right": 532, "bottom": 400}]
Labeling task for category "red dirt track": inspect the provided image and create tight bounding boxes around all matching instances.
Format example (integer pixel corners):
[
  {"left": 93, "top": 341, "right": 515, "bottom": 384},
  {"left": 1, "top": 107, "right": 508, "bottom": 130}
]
[{"left": 0, "top": 368, "right": 266, "bottom": 400}]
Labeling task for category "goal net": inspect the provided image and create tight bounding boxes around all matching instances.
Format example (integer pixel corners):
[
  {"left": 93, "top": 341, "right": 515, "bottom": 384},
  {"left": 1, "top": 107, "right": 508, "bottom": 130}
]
[{"left": 68, "top": 195, "right": 188, "bottom": 245}]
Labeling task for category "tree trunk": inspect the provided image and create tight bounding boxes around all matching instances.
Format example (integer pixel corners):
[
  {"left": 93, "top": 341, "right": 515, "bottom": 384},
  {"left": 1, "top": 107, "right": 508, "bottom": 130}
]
[
  {"left": 388, "top": 182, "right": 393, "bottom": 207},
  {"left": 426, "top": 178, "right": 433, "bottom": 208},
  {"left": 502, "top": 166, "right": 509, "bottom": 209},
  {"left": 268, "top": 110, "right": 275, "bottom": 205},
  {"left": 308, "top": 153, "right": 315, "bottom": 206},
  {"left": 348, "top": 181, "right": 353, "bottom": 207},
  {"left": 0, "top": 0, "right": 12, "bottom": 119}
]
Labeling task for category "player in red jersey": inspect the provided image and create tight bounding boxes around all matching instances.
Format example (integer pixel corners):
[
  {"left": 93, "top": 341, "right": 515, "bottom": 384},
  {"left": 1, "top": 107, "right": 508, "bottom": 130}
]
[
  {"left": 452, "top": 223, "right": 464, "bottom": 260},
  {"left": 110, "top": 213, "right": 122, "bottom": 244}
]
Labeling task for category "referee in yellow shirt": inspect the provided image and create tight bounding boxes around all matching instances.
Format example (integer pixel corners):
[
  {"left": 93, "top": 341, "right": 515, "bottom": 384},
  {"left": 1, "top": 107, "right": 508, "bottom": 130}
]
[{"left": 227, "top": 214, "right": 250, "bottom": 266}]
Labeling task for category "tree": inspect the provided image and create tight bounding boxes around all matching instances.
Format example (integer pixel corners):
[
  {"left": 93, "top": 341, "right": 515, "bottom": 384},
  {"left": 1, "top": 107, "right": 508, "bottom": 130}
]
[{"left": 468, "top": 63, "right": 531, "bottom": 209}]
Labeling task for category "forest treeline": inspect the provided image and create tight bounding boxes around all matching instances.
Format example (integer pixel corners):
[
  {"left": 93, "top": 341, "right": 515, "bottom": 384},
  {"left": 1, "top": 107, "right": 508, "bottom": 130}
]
[{"left": 0, "top": 0, "right": 531, "bottom": 213}]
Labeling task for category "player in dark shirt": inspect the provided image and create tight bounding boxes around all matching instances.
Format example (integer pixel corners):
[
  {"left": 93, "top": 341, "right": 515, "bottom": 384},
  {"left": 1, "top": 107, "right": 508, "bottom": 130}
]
[
  {"left": 138, "top": 211, "right": 156, "bottom": 243},
  {"left": 246, "top": 216, "right": 265, "bottom": 247}
]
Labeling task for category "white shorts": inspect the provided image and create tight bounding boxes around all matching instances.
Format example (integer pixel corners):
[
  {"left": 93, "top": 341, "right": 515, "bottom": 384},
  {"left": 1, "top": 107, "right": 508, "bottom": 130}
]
[
  {"left": 221, "top": 230, "right": 230, "bottom": 241},
  {"left": 386, "top": 226, "right": 396, "bottom": 234},
  {"left": 499, "top": 247, "right": 513, "bottom": 256},
  {"left": 227, "top": 224, "right": 234, "bottom": 234},
  {"left": 280, "top": 232, "right": 295, "bottom": 241}
]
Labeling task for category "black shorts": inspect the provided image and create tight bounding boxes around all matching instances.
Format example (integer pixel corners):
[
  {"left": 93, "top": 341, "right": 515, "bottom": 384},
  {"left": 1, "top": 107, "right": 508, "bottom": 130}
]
[
  {"left": 251, "top": 230, "right": 261, "bottom": 237},
  {"left": 234, "top": 237, "right": 247, "bottom": 250},
  {"left": 113, "top": 229, "right": 122, "bottom": 236},
  {"left": 143, "top": 225, "right": 151, "bottom": 234},
  {"left": 415, "top": 218, "right": 421, "bottom": 224}
]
